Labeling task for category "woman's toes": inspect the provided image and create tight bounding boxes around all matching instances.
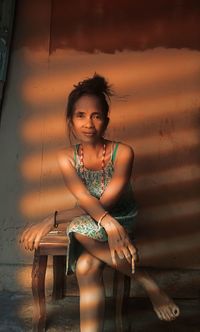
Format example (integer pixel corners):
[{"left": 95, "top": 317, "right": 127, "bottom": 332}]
[
  {"left": 154, "top": 306, "right": 169, "bottom": 321},
  {"left": 172, "top": 305, "right": 180, "bottom": 317},
  {"left": 169, "top": 304, "right": 180, "bottom": 318},
  {"left": 163, "top": 304, "right": 180, "bottom": 321},
  {"left": 166, "top": 307, "right": 175, "bottom": 321},
  {"left": 154, "top": 308, "right": 163, "bottom": 320},
  {"left": 162, "top": 308, "right": 173, "bottom": 321},
  {"left": 154, "top": 306, "right": 177, "bottom": 321}
]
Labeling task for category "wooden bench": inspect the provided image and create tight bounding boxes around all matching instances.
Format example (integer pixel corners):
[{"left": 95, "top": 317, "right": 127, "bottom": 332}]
[{"left": 32, "top": 230, "right": 131, "bottom": 332}]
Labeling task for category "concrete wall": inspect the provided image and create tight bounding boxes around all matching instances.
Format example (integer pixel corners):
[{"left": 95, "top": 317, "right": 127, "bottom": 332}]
[{"left": 0, "top": 0, "right": 200, "bottom": 294}]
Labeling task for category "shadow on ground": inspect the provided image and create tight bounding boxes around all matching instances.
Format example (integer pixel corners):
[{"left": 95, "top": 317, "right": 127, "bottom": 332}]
[{"left": 0, "top": 292, "right": 200, "bottom": 331}]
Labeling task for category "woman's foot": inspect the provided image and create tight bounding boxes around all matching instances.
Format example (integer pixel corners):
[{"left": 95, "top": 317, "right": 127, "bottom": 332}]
[
  {"left": 147, "top": 288, "right": 180, "bottom": 321},
  {"left": 134, "top": 271, "right": 180, "bottom": 321}
]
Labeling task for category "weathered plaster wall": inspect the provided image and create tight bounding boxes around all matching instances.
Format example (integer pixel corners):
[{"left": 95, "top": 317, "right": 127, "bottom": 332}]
[{"left": 0, "top": 0, "right": 200, "bottom": 293}]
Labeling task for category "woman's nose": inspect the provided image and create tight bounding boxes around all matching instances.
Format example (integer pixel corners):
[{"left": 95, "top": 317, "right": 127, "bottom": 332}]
[{"left": 85, "top": 117, "right": 94, "bottom": 128}]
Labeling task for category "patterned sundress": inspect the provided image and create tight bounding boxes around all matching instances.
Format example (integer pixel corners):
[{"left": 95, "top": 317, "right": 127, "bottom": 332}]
[{"left": 66, "top": 141, "right": 138, "bottom": 274}]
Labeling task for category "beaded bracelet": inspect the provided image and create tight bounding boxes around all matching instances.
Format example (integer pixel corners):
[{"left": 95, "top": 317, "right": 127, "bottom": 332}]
[
  {"left": 97, "top": 211, "right": 109, "bottom": 230},
  {"left": 54, "top": 210, "right": 58, "bottom": 228}
]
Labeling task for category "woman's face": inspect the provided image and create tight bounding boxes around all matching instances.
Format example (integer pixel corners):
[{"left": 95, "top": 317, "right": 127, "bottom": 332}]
[{"left": 70, "top": 95, "right": 109, "bottom": 143}]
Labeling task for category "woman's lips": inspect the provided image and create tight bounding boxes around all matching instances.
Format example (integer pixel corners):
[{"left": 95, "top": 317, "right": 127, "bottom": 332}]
[{"left": 82, "top": 132, "right": 96, "bottom": 136}]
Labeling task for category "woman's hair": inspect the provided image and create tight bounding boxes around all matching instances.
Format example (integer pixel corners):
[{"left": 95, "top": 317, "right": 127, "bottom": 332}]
[{"left": 66, "top": 73, "right": 113, "bottom": 142}]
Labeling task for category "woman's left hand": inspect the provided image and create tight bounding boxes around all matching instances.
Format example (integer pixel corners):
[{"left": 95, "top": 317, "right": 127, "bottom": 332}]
[{"left": 101, "top": 217, "right": 137, "bottom": 273}]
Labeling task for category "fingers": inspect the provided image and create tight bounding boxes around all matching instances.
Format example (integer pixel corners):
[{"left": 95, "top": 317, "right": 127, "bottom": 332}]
[
  {"left": 33, "top": 228, "right": 47, "bottom": 250},
  {"left": 127, "top": 242, "right": 137, "bottom": 258},
  {"left": 20, "top": 225, "right": 39, "bottom": 251},
  {"left": 20, "top": 218, "right": 53, "bottom": 252},
  {"left": 131, "top": 256, "right": 135, "bottom": 274},
  {"left": 108, "top": 227, "right": 138, "bottom": 273},
  {"left": 25, "top": 229, "right": 43, "bottom": 251},
  {"left": 115, "top": 242, "right": 137, "bottom": 273},
  {"left": 24, "top": 233, "right": 36, "bottom": 251},
  {"left": 127, "top": 242, "right": 137, "bottom": 272},
  {"left": 20, "top": 229, "right": 33, "bottom": 250},
  {"left": 110, "top": 249, "right": 117, "bottom": 267},
  {"left": 120, "top": 247, "right": 132, "bottom": 264},
  {"left": 20, "top": 225, "right": 33, "bottom": 243},
  {"left": 114, "top": 246, "right": 136, "bottom": 274},
  {"left": 119, "top": 230, "right": 137, "bottom": 260}
]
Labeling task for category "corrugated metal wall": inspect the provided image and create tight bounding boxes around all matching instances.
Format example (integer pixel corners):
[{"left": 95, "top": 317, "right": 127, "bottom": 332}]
[{"left": 0, "top": 0, "right": 200, "bottom": 293}]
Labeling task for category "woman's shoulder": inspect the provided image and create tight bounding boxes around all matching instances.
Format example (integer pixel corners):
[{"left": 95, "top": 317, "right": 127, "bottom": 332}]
[
  {"left": 107, "top": 139, "right": 133, "bottom": 151},
  {"left": 115, "top": 141, "right": 134, "bottom": 156},
  {"left": 111, "top": 141, "right": 134, "bottom": 166},
  {"left": 105, "top": 140, "right": 134, "bottom": 166},
  {"left": 57, "top": 145, "right": 76, "bottom": 167}
]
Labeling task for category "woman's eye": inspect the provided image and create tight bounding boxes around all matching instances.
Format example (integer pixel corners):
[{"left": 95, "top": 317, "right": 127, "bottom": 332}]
[
  {"left": 93, "top": 114, "right": 101, "bottom": 119},
  {"left": 76, "top": 113, "right": 84, "bottom": 118}
]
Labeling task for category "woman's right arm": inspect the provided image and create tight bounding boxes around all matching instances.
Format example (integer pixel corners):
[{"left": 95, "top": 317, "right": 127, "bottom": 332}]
[{"left": 20, "top": 206, "right": 87, "bottom": 251}]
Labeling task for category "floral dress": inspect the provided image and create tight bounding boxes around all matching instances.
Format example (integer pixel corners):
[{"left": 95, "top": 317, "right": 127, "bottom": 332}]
[{"left": 66, "top": 141, "right": 138, "bottom": 274}]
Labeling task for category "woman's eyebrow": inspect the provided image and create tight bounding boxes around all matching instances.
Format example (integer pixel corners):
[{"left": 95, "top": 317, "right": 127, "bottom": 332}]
[
  {"left": 91, "top": 111, "right": 102, "bottom": 115},
  {"left": 74, "top": 110, "right": 85, "bottom": 114},
  {"left": 74, "top": 110, "right": 102, "bottom": 115}
]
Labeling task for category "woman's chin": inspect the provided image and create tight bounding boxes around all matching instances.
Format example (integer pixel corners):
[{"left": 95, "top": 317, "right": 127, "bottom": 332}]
[{"left": 80, "top": 134, "right": 101, "bottom": 143}]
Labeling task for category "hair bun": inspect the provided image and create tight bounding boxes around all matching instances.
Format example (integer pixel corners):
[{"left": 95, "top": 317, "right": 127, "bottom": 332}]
[
  {"left": 74, "top": 73, "right": 113, "bottom": 98},
  {"left": 91, "top": 73, "right": 109, "bottom": 94}
]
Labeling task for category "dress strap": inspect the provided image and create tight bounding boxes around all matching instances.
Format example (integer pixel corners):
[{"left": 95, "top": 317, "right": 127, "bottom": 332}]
[
  {"left": 74, "top": 144, "right": 79, "bottom": 166},
  {"left": 111, "top": 142, "right": 119, "bottom": 164}
]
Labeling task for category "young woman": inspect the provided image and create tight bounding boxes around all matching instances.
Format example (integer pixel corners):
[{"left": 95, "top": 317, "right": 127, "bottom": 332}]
[{"left": 21, "top": 74, "right": 180, "bottom": 332}]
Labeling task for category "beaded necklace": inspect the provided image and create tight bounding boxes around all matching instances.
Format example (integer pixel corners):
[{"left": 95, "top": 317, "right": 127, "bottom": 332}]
[{"left": 79, "top": 142, "right": 107, "bottom": 193}]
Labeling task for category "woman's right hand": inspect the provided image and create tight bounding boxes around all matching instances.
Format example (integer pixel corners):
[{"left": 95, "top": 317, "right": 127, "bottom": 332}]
[
  {"left": 20, "top": 214, "right": 54, "bottom": 251},
  {"left": 101, "top": 216, "right": 137, "bottom": 273}
]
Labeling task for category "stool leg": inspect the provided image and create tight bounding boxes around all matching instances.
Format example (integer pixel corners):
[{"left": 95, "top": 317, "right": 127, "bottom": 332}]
[
  {"left": 52, "top": 256, "right": 66, "bottom": 301},
  {"left": 113, "top": 271, "right": 131, "bottom": 332},
  {"left": 123, "top": 275, "right": 132, "bottom": 332},
  {"left": 32, "top": 251, "right": 48, "bottom": 332}
]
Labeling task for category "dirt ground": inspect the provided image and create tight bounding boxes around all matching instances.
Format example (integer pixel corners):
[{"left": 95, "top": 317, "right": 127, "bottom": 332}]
[{"left": 0, "top": 291, "right": 200, "bottom": 332}]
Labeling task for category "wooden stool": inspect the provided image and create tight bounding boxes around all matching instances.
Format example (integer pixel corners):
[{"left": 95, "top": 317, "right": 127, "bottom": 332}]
[{"left": 32, "top": 230, "right": 131, "bottom": 332}]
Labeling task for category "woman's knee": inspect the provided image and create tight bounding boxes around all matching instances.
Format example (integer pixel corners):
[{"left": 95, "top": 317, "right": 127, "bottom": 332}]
[{"left": 76, "top": 252, "right": 103, "bottom": 281}]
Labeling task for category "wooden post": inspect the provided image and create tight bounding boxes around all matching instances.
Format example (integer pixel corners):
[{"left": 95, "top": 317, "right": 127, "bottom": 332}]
[{"left": 0, "top": 0, "right": 16, "bottom": 117}]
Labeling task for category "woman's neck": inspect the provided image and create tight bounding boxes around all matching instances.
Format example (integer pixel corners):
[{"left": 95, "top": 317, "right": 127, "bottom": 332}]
[{"left": 80, "top": 138, "right": 106, "bottom": 158}]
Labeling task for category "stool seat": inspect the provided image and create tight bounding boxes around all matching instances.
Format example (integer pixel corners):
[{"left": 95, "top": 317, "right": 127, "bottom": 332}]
[
  {"left": 38, "top": 231, "right": 68, "bottom": 255},
  {"left": 32, "top": 230, "right": 131, "bottom": 332}
]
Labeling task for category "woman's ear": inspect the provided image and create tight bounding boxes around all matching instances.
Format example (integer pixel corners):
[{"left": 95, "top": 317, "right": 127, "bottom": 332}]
[
  {"left": 68, "top": 119, "right": 72, "bottom": 127},
  {"left": 68, "top": 120, "right": 75, "bottom": 133},
  {"left": 102, "top": 117, "right": 109, "bottom": 135},
  {"left": 68, "top": 120, "right": 77, "bottom": 141}
]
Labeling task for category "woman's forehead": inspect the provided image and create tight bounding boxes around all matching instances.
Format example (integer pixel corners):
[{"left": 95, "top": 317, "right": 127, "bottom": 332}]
[{"left": 74, "top": 95, "right": 102, "bottom": 111}]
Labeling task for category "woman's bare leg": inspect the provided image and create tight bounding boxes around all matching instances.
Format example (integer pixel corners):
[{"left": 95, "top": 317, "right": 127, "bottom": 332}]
[
  {"left": 74, "top": 233, "right": 180, "bottom": 322},
  {"left": 76, "top": 250, "right": 105, "bottom": 332}
]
